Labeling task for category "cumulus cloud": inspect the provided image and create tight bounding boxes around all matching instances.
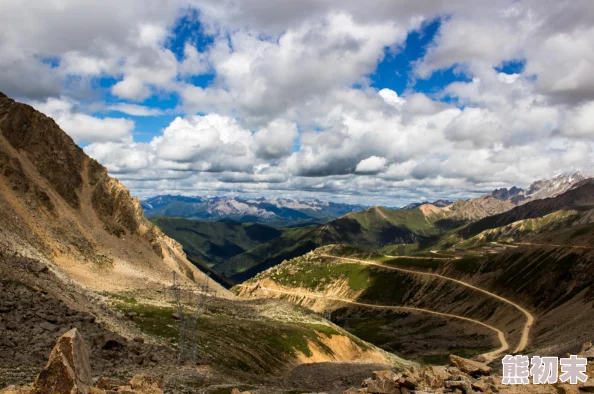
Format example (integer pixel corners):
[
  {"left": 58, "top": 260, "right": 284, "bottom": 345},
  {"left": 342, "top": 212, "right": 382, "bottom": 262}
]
[
  {"left": 254, "top": 119, "right": 299, "bottom": 159},
  {"left": 355, "top": 156, "right": 388, "bottom": 174},
  {"left": 180, "top": 12, "right": 410, "bottom": 124},
  {"left": 562, "top": 102, "right": 594, "bottom": 138},
  {"left": 3, "top": 0, "right": 594, "bottom": 205},
  {"left": 30, "top": 98, "right": 134, "bottom": 144}
]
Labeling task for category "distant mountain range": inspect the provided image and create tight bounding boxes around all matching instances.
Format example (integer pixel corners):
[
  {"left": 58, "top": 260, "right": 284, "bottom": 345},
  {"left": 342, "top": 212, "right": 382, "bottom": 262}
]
[
  {"left": 141, "top": 195, "right": 367, "bottom": 226},
  {"left": 489, "top": 172, "right": 588, "bottom": 204},
  {"left": 145, "top": 172, "right": 592, "bottom": 285},
  {"left": 401, "top": 200, "right": 454, "bottom": 210}
]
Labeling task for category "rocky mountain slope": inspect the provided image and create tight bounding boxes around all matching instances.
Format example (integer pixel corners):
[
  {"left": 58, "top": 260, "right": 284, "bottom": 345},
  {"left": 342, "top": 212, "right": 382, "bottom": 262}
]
[
  {"left": 506, "top": 172, "right": 588, "bottom": 204},
  {"left": 142, "top": 195, "right": 366, "bottom": 227},
  {"left": 0, "top": 91, "right": 228, "bottom": 294},
  {"left": 400, "top": 199, "right": 454, "bottom": 210},
  {"left": 460, "top": 181, "right": 594, "bottom": 239}
]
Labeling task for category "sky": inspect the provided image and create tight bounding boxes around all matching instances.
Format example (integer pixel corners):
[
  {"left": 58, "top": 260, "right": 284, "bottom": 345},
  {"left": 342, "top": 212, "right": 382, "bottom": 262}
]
[{"left": 1, "top": 0, "right": 594, "bottom": 206}]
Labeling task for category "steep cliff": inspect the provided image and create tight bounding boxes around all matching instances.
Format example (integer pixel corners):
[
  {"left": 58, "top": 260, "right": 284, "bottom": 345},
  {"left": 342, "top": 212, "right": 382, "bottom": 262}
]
[{"left": 0, "top": 92, "right": 229, "bottom": 296}]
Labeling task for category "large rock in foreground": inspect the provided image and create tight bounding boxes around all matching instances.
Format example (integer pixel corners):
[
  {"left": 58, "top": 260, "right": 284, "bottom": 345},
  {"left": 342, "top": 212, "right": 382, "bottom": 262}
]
[
  {"left": 449, "top": 354, "right": 492, "bottom": 377},
  {"left": 33, "top": 328, "right": 92, "bottom": 394}
]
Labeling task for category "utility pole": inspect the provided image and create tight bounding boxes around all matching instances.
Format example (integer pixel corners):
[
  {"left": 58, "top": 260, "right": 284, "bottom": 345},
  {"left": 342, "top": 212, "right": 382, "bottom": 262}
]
[{"left": 169, "top": 271, "right": 216, "bottom": 364}]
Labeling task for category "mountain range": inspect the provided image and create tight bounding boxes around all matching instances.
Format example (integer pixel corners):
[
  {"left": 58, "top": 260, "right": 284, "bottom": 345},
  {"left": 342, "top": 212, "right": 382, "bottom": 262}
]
[
  {"left": 3, "top": 90, "right": 594, "bottom": 393},
  {"left": 148, "top": 171, "right": 588, "bottom": 285},
  {"left": 141, "top": 194, "right": 367, "bottom": 226}
]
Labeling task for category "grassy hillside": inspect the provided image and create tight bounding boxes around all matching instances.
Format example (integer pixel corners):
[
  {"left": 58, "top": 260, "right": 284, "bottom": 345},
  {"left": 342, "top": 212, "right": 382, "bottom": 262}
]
[
  {"left": 240, "top": 242, "right": 594, "bottom": 362},
  {"left": 217, "top": 206, "right": 456, "bottom": 283},
  {"left": 107, "top": 292, "right": 407, "bottom": 378},
  {"left": 150, "top": 217, "right": 282, "bottom": 271},
  {"left": 238, "top": 245, "right": 511, "bottom": 363}
]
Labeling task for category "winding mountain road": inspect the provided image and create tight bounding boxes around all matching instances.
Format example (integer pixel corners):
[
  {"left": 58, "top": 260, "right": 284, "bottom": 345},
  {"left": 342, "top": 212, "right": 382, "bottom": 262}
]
[
  {"left": 319, "top": 254, "right": 534, "bottom": 354},
  {"left": 256, "top": 285, "right": 509, "bottom": 361}
]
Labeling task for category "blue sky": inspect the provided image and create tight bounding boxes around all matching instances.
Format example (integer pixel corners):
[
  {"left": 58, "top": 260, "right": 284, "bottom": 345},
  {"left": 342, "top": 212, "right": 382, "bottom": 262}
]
[{"left": 2, "top": 1, "right": 594, "bottom": 205}]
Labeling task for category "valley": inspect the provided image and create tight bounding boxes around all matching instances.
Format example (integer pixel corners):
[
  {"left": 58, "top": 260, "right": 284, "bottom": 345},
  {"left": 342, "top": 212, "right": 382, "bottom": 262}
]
[
  {"left": 1, "top": 90, "right": 594, "bottom": 393},
  {"left": 3, "top": 1, "right": 594, "bottom": 393}
]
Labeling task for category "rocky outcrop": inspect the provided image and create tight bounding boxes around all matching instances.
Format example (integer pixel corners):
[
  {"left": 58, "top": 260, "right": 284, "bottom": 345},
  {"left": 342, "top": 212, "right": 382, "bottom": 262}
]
[
  {"left": 449, "top": 355, "right": 492, "bottom": 377},
  {"left": 341, "top": 354, "right": 504, "bottom": 394},
  {"left": 3, "top": 330, "right": 165, "bottom": 394},
  {"left": 0, "top": 92, "right": 84, "bottom": 210},
  {"left": 33, "top": 329, "right": 91, "bottom": 394}
]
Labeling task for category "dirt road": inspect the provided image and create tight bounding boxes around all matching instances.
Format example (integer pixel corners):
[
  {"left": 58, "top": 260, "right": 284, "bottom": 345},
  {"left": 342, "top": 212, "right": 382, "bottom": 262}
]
[
  {"left": 515, "top": 242, "right": 593, "bottom": 249},
  {"left": 258, "top": 285, "right": 509, "bottom": 361},
  {"left": 320, "top": 254, "right": 534, "bottom": 354}
]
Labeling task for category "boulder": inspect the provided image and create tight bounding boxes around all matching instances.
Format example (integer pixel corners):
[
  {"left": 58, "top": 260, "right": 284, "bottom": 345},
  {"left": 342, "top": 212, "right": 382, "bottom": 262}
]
[
  {"left": 422, "top": 366, "right": 451, "bottom": 388},
  {"left": 100, "top": 334, "right": 126, "bottom": 350},
  {"left": 449, "top": 355, "right": 492, "bottom": 377},
  {"left": 27, "top": 261, "right": 48, "bottom": 274},
  {"left": 445, "top": 379, "right": 473, "bottom": 394},
  {"left": 398, "top": 377, "right": 417, "bottom": 390},
  {"left": 129, "top": 374, "right": 164, "bottom": 394},
  {"left": 365, "top": 379, "right": 392, "bottom": 393},
  {"left": 372, "top": 370, "right": 400, "bottom": 382},
  {"left": 33, "top": 328, "right": 92, "bottom": 394}
]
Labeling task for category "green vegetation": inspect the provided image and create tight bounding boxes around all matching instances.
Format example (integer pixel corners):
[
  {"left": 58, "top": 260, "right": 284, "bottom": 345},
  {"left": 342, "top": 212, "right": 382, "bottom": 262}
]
[
  {"left": 270, "top": 259, "right": 370, "bottom": 291},
  {"left": 381, "top": 257, "right": 442, "bottom": 270},
  {"left": 378, "top": 243, "right": 419, "bottom": 256},
  {"left": 453, "top": 210, "right": 578, "bottom": 249},
  {"left": 110, "top": 298, "right": 357, "bottom": 376},
  {"left": 344, "top": 318, "right": 393, "bottom": 346},
  {"left": 219, "top": 205, "right": 463, "bottom": 283},
  {"left": 151, "top": 217, "right": 283, "bottom": 269}
]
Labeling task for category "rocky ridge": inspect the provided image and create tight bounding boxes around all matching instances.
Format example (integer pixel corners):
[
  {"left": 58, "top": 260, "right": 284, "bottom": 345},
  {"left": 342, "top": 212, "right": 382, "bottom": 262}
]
[{"left": 0, "top": 91, "right": 228, "bottom": 295}]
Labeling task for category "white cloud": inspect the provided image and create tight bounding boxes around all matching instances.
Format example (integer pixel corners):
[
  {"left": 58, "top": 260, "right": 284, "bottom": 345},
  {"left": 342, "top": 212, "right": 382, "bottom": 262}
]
[
  {"left": 112, "top": 77, "right": 152, "bottom": 101},
  {"left": 181, "top": 12, "right": 411, "bottom": 124},
  {"left": 107, "top": 103, "right": 164, "bottom": 116},
  {"left": 254, "top": 119, "right": 299, "bottom": 159},
  {"left": 444, "top": 107, "right": 508, "bottom": 147},
  {"left": 3, "top": 0, "right": 594, "bottom": 204},
  {"left": 152, "top": 114, "right": 256, "bottom": 172},
  {"left": 30, "top": 98, "right": 134, "bottom": 144},
  {"left": 562, "top": 102, "right": 594, "bottom": 138},
  {"left": 379, "top": 88, "right": 405, "bottom": 107},
  {"left": 355, "top": 156, "right": 388, "bottom": 174}
]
